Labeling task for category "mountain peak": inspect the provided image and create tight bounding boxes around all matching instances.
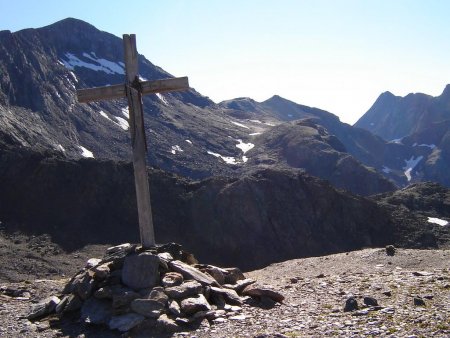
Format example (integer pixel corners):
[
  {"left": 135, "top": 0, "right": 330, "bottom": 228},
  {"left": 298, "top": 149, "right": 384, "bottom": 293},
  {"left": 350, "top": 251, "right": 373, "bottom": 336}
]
[
  {"left": 265, "top": 94, "right": 286, "bottom": 103},
  {"left": 41, "top": 17, "right": 99, "bottom": 32},
  {"left": 440, "top": 84, "right": 450, "bottom": 98}
]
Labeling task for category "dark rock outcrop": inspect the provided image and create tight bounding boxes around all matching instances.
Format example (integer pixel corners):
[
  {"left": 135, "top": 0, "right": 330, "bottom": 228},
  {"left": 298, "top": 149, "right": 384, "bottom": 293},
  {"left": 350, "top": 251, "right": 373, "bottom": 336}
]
[
  {"left": 245, "top": 120, "right": 396, "bottom": 195},
  {"left": 0, "top": 146, "right": 395, "bottom": 270}
]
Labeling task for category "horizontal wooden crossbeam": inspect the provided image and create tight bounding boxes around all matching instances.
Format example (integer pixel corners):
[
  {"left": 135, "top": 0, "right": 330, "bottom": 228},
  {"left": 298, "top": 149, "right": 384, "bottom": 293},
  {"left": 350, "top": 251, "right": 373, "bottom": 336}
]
[{"left": 77, "top": 76, "right": 189, "bottom": 103}]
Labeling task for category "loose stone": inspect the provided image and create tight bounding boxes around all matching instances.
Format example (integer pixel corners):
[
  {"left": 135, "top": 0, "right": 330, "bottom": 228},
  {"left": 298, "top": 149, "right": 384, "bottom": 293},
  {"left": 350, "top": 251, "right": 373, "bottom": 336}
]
[
  {"left": 344, "top": 297, "right": 358, "bottom": 312},
  {"left": 108, "top": 313, "right": 145, "bottom": 332},
  {"left": 130, "top": 299, "right": 164, "bottom": 318},
  {"left": 165, "top": 280, "right": 203, "bottom": 299},
  {"left": 180, "top": 294, "right": 212, "bottom": 315}
]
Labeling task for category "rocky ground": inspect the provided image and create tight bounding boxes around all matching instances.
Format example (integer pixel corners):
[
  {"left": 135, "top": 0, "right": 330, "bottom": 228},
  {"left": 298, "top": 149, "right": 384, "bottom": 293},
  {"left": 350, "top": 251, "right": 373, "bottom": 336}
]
[{"left": 0, "top": 231, "right": 449, "bottom": 337}]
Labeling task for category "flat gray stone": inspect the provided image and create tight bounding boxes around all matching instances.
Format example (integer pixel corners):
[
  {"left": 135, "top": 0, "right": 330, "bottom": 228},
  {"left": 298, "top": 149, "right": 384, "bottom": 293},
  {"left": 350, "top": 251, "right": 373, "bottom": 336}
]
[
  {"left": 122, "top": 253, "right": 160, "bottom": 290},
  {"left": 108, "top": 313, "right": 145, "bottom": 332},
  {"left": 169, "top": 260, "right": 218, "bottom": 286},
  {"left": 210, "top": 286, "right": 242, "bottom": 305},
  {"left": 165, "top": 280, "right": 203, "bottom": 299},
  {"left": 28, "top": 296, "right": 60, "bottom": 320},
  {"left": 81, "top": 297, "right": 112, "bottom": 324},
  {"left": 180, "top": 294, "right": 211, "bottom": 315},
  {"left": 242, "top": 284, "right": 284, "bottom": 303},
  {"left": 130, "top": 299, "right": 164, "bottom": 318},
  {"left": 224, "top": 278, "right": 256, "bottom": 294}
]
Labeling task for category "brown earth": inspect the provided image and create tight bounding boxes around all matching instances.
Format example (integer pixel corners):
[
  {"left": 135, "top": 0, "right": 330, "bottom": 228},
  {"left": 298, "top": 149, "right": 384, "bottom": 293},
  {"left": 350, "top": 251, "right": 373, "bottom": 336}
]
[{"left": 0, "top": 232, "right": 449, "bottom": 337}]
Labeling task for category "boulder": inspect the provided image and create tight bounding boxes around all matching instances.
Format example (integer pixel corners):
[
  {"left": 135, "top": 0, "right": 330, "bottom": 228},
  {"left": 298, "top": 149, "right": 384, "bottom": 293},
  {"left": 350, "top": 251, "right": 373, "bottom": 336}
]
[{"left": 122, "top": 253, "right": 160, "bottom": 290}]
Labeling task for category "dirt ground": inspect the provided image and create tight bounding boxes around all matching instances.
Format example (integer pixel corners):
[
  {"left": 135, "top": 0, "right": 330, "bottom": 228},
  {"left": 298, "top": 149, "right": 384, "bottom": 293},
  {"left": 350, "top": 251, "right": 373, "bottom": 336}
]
[{"left": 0, "top": 231, "right": 449, "bottom": 337}]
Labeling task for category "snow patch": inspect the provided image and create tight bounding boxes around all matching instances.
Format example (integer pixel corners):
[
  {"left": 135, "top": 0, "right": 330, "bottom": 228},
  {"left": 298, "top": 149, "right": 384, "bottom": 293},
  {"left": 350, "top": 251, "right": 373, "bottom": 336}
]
[
  {"left": 427, "top": 217, "right": 448, "bottom": 226},
  {"left": 171, "top": 145, "right": 183, "bottom": 154},
  {"left": 231, "top": 121, "right": 250, "bottom": 129},
  {"left": 242, "top": 156, "right": 249, "bottom": 163},
  {"left": 56, "top": 144, "right": 65, "bottom": 152},
  {"left": 249, "top": 132, "right": 262, "bottom": 136},
  {"left": 139, "top": 75, "right": 148, "bottom": 81},
  {"left": 99, "top": 110, "right": 112, "bottom": 121},
  {"left": 69, "top": 71, "right": 78, "bottom": 83},
  {"left": 82, "top": 52, "right": 125, "bottom": 74},
  {"left": 121, "top": 107, "right": 129, "bottom": 118},
  {"left": 115, "top": 116, "right": 129, "bottom": 130},
  {"left": 156, "top": 93, "right": 169, "bottom": 106},
  {"left": 235, "top": 139, "right": 254, "bottom": 154},
  {"left": 403, "top": 156, "right": 423, "bottom": 181},
  {"left": 207, "top": 151, "right": 238, "bottom": 165},
  {"left": 249, "top": 120, "right": 262, "bottom": 124},
  {"left": 382, "top": 166, "right": 391, "bottom": 174},
  {"left": 264, "top": 122, "right": 276, "bottom": 126},
  {"left": 185, "top": 140, "right": 193, "bottom": 145},
  {"left": 418, "top": 143, "right": 436, "bottom": 149},
  {"left": 79, "top": 145, "right": 94, "bottom": 158},
  {"left": 61, "top": 52, "right": 124, "bottom": 75},
  {"left": 391, "top": 138, "right": 403, "bottom": 144}
]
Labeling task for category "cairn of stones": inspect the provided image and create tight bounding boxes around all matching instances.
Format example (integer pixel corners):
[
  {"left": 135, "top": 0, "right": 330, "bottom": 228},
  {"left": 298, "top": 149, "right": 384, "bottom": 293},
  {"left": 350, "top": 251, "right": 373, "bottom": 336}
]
[{"left": 28, "top": 243, "right": 284, "bottom": 334}]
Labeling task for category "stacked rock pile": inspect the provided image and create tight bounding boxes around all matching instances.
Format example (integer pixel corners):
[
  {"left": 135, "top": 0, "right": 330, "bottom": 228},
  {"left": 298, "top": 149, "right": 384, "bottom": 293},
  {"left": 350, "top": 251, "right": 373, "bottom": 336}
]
[{"left": 27, "top": 242, "right": 284, "bottom": 334}]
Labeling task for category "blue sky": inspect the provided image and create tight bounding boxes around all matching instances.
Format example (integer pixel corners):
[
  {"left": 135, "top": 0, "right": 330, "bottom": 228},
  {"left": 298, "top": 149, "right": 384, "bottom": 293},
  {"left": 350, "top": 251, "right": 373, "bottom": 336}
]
[{"left": 1, "top": 0, "right": 449, "bottom": 124}]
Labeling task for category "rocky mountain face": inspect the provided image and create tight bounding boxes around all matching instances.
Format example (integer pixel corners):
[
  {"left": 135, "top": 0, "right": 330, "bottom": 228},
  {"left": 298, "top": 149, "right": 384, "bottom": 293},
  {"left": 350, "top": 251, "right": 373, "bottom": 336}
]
[
  {"left": 355, "top": 85, "right": 450, "bottom": 141},
  {"left": 0, "top": 18, "right": 255, "bottom": 179},
  {"left": 243, "top": 120, "right": 396, "bottom": 195},
  {"left": 0, "top": 146, "right": 399, "bottom": 271},
  {"left": 374, "top": 182, "right": 450, "bottom": 249},
  {"left": 354, "top": 86, "right": 450, "bottom": 187},
  {"left": 221, "top": 95, "right": 440, "bottom": 190}
]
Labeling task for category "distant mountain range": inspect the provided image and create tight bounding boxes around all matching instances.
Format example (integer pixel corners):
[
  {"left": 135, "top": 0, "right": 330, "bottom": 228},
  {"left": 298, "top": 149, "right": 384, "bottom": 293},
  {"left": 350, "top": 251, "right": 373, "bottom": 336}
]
[
  {"left": 1, "top": 18, "right": 449, "bottom": 267},
  {"left": 1, "top": 18, "right": 450, "bottom": 193}
]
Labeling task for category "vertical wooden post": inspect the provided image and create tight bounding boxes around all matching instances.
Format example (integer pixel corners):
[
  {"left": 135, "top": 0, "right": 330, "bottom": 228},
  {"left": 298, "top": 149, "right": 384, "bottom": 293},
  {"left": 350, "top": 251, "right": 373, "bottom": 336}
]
[{"left": 123, "top": 34, "right": 155, "bottom": 248}]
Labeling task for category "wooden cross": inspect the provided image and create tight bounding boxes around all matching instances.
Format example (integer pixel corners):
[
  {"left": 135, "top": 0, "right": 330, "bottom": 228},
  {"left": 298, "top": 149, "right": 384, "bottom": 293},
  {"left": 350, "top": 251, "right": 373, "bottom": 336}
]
[{"left": 76, "top": 34, "right": 189, "bottom": 248}]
